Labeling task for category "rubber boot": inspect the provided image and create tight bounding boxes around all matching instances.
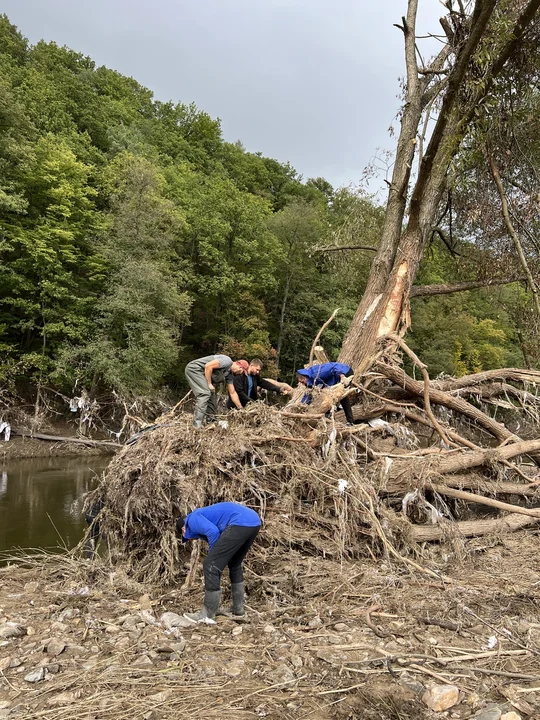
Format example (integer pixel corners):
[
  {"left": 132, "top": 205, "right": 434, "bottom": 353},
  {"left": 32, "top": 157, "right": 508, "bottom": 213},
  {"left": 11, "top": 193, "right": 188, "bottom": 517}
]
[
  {"left": 231, "top": 582, "right": 245, "bottom": 617},
  {"left": 184, "top": 590, "right": 221, "bottom": 624}
]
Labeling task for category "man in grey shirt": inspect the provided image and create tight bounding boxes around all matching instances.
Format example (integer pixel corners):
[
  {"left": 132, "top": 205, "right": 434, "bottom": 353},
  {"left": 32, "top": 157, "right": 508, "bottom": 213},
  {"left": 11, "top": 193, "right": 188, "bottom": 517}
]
[{"left": 185, "top": 355, "right": 245, "bottom": 427}]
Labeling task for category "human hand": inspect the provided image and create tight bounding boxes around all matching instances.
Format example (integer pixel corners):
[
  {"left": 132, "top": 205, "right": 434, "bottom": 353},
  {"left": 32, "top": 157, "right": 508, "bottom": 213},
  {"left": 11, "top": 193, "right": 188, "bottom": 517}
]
[
  {"left": 208, "top": 383, "right": 215, "bottom": 392},
  {"left": 281, "top": 384, "right": 293, "bottom": 394}
]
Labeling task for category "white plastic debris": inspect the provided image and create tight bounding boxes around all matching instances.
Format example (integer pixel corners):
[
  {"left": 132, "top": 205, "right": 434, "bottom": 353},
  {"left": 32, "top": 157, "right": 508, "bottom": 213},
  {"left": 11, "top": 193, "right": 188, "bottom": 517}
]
[
  {"left": 337, "top": 479, "right": 348, "bottom": 494},
  {"left": 368, "top": 418, "right": 391, "bottom": 429},
  {"left": 483, "top": 635, "right": 498, "bottom": 649},
  {"left": 218, "top": 420, "right": 229, "bottom": 429},
  {"left": 0, "top": 422, "right": 11, "bottom": 442}
]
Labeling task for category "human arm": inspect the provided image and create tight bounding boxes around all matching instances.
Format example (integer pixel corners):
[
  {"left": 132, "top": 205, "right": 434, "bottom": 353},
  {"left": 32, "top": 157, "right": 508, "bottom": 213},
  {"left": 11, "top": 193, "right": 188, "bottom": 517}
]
[
  {"left": 258, "top": 377, "right": 294, "bottom": 395},
  {"left": 233, "top": 375, "right": 250, "bottom": 407},
  {"left": 226, "top": 381, "right": 243, "bottom": 410},
  {"left": 204, "top": 359, "right": 221, "bottom": 391},
  {"left": 186, "top": 513, "right": 221, "bottom": 548}
]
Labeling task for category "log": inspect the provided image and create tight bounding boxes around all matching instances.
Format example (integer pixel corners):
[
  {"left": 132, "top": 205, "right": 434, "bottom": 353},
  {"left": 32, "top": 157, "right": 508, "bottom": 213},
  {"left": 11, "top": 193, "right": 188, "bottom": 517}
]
[
  {"left": 408, "top": 512, "right": 539, "bottom": 542},
  {"left": 383, "top": 438, "right": 540, "bottom": 492},
  {"left": 431, "top": 484, "right": 540, "bottom": 518},
  {"left": 377, "top": 362, "right": 521, "bottom": 446},
  {"left": 433, "top": 368, "right": 540, "bottom": 392},
  {"left": 440, "top": 473, "right": 540, "bottom": 497},
  {"left": 12, "top": 428, "right": 120, "bottom": 449}
]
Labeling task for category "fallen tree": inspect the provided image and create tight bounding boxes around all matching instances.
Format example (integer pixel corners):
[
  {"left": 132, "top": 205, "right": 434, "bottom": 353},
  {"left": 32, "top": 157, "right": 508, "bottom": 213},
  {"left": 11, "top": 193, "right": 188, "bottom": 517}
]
[{"left": 87, "top": 1, "right": 540, "bottom": 584}]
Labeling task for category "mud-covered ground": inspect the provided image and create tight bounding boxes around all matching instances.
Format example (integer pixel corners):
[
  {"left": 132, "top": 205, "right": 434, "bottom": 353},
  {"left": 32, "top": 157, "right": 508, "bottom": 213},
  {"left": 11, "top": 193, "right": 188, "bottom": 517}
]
[{"left": 1, "top": 532, "right": 539, "bottom": 720}]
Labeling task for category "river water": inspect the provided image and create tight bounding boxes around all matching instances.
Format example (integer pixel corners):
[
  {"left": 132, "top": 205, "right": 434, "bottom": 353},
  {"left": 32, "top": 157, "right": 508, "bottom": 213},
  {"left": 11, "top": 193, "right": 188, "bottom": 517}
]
[{"left": 0, "top": 455, "right": 110, "bottom": 555}]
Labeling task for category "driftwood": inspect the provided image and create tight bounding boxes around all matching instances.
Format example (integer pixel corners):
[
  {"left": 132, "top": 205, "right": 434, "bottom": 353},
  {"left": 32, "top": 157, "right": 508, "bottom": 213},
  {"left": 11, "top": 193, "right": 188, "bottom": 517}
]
[
  {"left": 408, "top": 512, "right": 539, "bottom": 542},
  {"left": 13, "top": 428, "right": 120, "bottom": 449},
  {"left": 431, "top": 484, "right": 540, "bottom": 519}
]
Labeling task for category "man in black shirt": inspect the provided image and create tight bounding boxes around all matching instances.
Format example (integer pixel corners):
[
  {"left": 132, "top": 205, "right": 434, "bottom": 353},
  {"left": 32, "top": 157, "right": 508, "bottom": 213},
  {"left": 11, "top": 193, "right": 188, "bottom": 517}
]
[{"left": 227, "top": 358, "right": 293, "bottom": 409}]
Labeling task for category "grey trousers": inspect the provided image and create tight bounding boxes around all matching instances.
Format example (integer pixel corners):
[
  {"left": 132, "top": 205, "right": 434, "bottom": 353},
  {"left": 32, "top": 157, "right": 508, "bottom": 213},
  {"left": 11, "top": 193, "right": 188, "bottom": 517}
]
[{"left": 185, "top": 363, "right": 218, "bottom": 426}]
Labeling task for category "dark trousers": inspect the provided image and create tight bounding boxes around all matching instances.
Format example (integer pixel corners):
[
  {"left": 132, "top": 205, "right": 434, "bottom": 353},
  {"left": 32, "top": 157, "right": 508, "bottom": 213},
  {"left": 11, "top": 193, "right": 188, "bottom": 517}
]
[
  {"left": 203, "top": 525, "right": 260, "bottom": 591},
  {"left": 338, "top": 369, "right": 354, "bottom": 424}
]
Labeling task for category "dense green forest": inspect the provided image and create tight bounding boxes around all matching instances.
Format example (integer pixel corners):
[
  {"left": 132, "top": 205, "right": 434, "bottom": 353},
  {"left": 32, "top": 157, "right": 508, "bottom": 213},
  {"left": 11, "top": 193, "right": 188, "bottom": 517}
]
[{"left": 0, "top": 15, "right": 529, "bottom": 407}]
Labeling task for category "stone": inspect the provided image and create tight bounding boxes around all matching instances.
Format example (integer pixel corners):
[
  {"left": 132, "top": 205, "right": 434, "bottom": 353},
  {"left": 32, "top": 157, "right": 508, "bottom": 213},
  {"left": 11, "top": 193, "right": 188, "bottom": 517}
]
[
  {"left": 46, "top": 638, "right": 66, "bottom": 657},
  {"left": 24, "top": 667, "right": 47, "bottom": 683},
  {"left": 65, "top": 644, "right": 88, "bottom": 656},
  {"left": 232, "top": 625, "right": 243, "bottom": 636},
  {"left": 333, "top": 623, "right": 350, "bottom": 632},
  {"left": 327, "top": 635, "right": 342, "bottom": 644},
  {"left": 170, "top": 641, "right": 186, "bottom": 653},
  {"left": 473, "top": 706, "right": 502, "bottom": 720},
  {"left": 501, "top": 713, "right": 521, "bottom": 720},
  {"left": 105, "top": 625, "right": 121, "bottom": 635},
  {"left": 160, "top": 612, "right": 192, "bottom": 630},
  {"left": 308, "top": 616, "right": 322, "bottom": 629},
  {"left": 263, "top": 624, "right": 276, "bottom": 633},
  {"left": 422, "top": 685, "right": 460, "bottom": 712},
  {"left": 24, "top": 582, "right": 39, "bottom": 593},
  {"left": 115, "top": 636, "right": 131, "bottom": 651},
  {"left": 0, "top": 622, "right": 27, "bottom": 639},
  {"left": 0, "top": 656, "right": 10, "bottom": 672},
  {"left": 138, "top": 594, "right": 153, "bottom": 610},
  {"left": 148, "top": 691, "right": 171, "bottom": 703},
  {"left": 290, "top": 655, "right": 303, "bottom": 668},
  {"left": 50, "top": 622, "right": 69, "bottom": 633},
  {"left": 224, "top": 659, "right": 245, "bottom": 677},
  {"left": 47, "top": 664, "right": 60, "bottom": 674},
  {"left": 8, "top": 657, "right": 22, "bottom": 668},
  {"left": 132, "top": 654, "right": 154, "bottom": 668},
  {"left": 399, "top": 672, "right": 425, "bottom": 696},
  {"left": 473, "top": 706, "right": 503, "bottom": 720},
  {"left": 138, "top": 610, "right": 158, "bottom": 626}
]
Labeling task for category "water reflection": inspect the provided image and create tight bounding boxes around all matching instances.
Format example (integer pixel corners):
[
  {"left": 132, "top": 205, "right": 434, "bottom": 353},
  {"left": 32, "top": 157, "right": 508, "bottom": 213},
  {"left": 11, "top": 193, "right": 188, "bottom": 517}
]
[{"left": 0, "top": 455, "right": 110, "bottom": 553}]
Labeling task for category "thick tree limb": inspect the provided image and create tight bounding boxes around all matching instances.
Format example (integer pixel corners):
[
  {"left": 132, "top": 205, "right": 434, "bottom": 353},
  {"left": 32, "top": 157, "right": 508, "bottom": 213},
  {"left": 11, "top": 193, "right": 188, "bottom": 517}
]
[
  {"left": 12, "top": 428, "right": 120, "bottom": 449},
  {"left": 438, "top": 473, "right": 540, "bottom": 497},
  {"left": 388, "top": 333, "right": 453, "bottom": 447},
  {"left": 376, "top": 362, "right": 519, "bottom": 446},
  {"left": 433, "top": 368, "right": 540, "bottom": 392},
  {"left": 384, "top": 439, "right": 540, "bottom": 491},
  {"left": 431, "top": 484, "right": 540, "bottom": 518},
  {"left": 408, "top": 512, "right": 539, "bottom": 542},
  {"left": 410, "top": 276, "right": 526, "bottom": 298}
]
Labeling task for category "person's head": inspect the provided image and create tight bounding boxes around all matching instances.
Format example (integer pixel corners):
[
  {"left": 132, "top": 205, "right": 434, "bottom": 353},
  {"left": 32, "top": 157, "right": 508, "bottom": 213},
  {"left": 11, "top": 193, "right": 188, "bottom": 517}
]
[
  {"left": 296, "top": 368, "right": 311, "bottom": 386},
  {"left": 297, "top": 373, "right": 308, "bottom": 386},
  {"left": 248, "top": 358, "right": 263, "bottom": 376},
  {"left": 232, "top": 360, "right": 248, "bottom": 375}
]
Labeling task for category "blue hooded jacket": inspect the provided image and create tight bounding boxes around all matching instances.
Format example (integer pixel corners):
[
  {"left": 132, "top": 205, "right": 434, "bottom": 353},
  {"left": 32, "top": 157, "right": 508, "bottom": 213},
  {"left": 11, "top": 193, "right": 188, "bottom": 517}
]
[
  {"left": 297, "top": 362, "right": 352, "bottom": 405},
  {"left": 296, "top": 362, "right": 352, "bottom": 388},
  {"left": 183, "top": 502, "right": 261, "bottom": 549}
]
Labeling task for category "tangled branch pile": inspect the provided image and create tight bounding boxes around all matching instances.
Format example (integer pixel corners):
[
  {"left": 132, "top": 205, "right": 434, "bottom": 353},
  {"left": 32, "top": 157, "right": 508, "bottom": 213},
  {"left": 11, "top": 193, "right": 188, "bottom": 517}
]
[
  {"left": 88, "top": 404, "right": 390, "bottom": 585},
  {"left": 89, "top": 349, "right": 540, "bottom": 586}
]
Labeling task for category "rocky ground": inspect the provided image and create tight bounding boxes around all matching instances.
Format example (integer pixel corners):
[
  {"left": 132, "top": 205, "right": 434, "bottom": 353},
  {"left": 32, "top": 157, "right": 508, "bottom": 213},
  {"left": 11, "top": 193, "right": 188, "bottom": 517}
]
[{"left": 1, "top": 531, "right": 539, "bottom": 720}]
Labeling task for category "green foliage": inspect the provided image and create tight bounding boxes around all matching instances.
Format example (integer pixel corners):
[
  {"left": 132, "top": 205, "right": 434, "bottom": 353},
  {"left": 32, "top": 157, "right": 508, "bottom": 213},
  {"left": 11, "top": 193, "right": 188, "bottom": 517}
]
[{"left": 0, "top": 13, "right": 533, "bottom": 404}]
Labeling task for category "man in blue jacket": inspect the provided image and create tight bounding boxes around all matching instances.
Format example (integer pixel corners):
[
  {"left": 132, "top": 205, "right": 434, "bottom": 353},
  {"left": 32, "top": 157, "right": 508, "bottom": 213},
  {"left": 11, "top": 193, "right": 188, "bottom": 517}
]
[
  {"left": 177, "top": 502, "right": 261, "bottom": 624},
  {"left": 296, "top": 362, "right": 355, "bottom": 425}
]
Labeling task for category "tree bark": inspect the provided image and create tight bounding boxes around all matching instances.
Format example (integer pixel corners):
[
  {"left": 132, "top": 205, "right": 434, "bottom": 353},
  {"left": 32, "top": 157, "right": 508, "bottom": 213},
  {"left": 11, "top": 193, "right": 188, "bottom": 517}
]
[
  {"left": 407, "top": 512, "right": 539, "bottom": 542},
  {"left": 338, "top": 1, "right": 540, "bottom": 371}
]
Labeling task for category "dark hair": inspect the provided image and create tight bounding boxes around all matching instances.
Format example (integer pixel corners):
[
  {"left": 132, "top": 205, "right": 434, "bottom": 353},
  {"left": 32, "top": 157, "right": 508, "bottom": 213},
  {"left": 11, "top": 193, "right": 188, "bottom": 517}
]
[{"left": 250, "top": 358, "right": 263, "bottom": 368}]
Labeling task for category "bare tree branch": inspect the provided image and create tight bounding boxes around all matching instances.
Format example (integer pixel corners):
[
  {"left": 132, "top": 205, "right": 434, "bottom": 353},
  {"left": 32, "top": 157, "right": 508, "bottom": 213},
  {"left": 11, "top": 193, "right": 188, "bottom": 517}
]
[{"left": 410, "top": 276, "right": 527, "bottom": 298}]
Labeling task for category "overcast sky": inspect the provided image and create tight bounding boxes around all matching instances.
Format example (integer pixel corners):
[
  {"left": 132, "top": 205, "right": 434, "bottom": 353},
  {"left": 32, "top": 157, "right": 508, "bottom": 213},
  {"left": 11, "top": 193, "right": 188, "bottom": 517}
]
[{"left": 2, "top": 1, "right": 443, "bottom": 190}]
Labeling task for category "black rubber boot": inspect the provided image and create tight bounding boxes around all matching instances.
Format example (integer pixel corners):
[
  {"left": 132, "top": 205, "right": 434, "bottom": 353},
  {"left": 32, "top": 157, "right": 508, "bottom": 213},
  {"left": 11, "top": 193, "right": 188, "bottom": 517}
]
[
  {"left": 231, "top": 582, "right": 245, "bottom": 616},
  {"left": 184, "top": 590, "right": 221, "bottom": 624}
]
